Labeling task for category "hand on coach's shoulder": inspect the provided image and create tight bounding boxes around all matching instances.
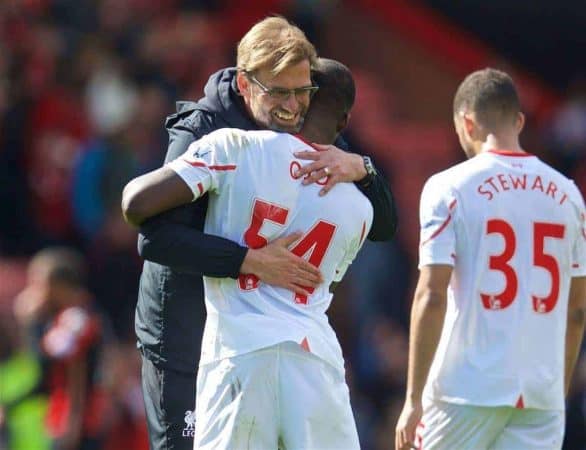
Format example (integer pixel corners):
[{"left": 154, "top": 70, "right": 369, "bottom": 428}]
[
  {"left": 240, "top": 233, "right": 323, "bottom": 296},
  {"left": 294, "top": 144, "right": 367, "bottom": 195}
]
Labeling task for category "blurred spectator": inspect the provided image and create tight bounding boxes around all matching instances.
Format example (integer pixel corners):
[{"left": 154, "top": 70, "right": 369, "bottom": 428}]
[
  {"left": 71, "top": 132, "right": 139, "bottom": 241},
  {"left": 547, "top": 76, "right": 586, "bottom": 174},
  {"left": 101, "top": 341, "right": 149, "bottom": 450},
  {"left": 13, "top": 247, "right": 106, "bottom": 450},
  {"left": 564, "top": 357, "right": 586, "bottom": 449},
  {"left": 73, "top": 76, "right": 166, "bottom": 337},
  {"left": 0, "top": 92, "right": 40, "bottom": 255},
  {"left": 0, "top": 2, "right": 584, "bottom": 448},
  {"left": 0, "top": 316, "right": 51, "bottom": 450},
  {"left": 86, "top": 210, "right": 143, "bottom": 340}
]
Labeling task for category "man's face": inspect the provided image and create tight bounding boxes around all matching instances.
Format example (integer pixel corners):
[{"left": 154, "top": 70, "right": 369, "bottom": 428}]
[
  {"left": 27, "top": 263, "right": 72, "bottom": 310},
  {"left": 238, "top": 59, "right": 313, "bottom": 133}
]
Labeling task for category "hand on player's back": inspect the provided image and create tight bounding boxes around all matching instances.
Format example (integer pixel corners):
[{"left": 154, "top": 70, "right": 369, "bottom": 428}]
[
  {"left": 294, "top": 144, "right": 367, "bottom": 196},
  {"left": 240, "top": 232, "right": 323, "bottom": 296}
]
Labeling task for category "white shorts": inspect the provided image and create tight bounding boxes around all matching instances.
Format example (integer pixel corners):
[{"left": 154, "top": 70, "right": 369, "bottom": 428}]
[
  {"left": 418, "top": 400, "right": 565, "bottom": 450},
  {"left": 193, "top": 341, "right": 360, "bottom": 450}
]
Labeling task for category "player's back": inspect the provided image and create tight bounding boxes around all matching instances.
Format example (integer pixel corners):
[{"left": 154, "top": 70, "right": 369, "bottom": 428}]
[
  {"left": 421, "top": 149, "right": 585, "bottom": 410},
  {"left": 176, "top": 129, "right": 373, "bottom": 373}
]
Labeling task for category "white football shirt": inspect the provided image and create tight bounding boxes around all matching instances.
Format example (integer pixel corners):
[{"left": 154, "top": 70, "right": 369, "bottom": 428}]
[
  {"left": 419, "top": 149, "right": 586, "bottom": 411},
  {"left": 167, "top": 128, "right": 373, "bottom": 373}
]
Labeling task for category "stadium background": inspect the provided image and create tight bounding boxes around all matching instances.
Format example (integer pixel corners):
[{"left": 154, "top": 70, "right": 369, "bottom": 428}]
[{"left": 0, "top": 0, "right": 584, "bottom": 448}]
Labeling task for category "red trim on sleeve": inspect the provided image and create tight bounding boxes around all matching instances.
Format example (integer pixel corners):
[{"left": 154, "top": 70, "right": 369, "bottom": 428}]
[
  {"left": 197, "top": 183, "right": 204, "bottom": 196},
  {"left": 183, "top": 160, "right": 237, "bottom": 170},
  {"left": 420, "top": 215, "right": 453, "bottom": 247},
  {"left": 515, "top": 395, "right": 525, "bottom": 409},
  {"left": 300, "top": 337, "right": 311, "bottom": 352},
  {"left": 209, "top": 164, "right": 237, "bottom": 170},
  {"left": 420, "top": 200, "right": 457, "bottom": 247}
]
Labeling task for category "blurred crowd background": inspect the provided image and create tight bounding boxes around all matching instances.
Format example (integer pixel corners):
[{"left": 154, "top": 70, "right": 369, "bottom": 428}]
[{"left": 0, "top": 0, "right": 584, "bottom": 449}]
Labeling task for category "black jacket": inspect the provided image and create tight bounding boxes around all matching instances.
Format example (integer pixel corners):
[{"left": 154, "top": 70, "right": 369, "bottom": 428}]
[{"left": 135, "top": 68, "right": 397, "bottom": 372}]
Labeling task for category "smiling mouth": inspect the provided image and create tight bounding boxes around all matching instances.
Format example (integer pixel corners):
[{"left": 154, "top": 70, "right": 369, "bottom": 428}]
[{"left": 273, "top": 110, "right": 297, "bottom": 122}]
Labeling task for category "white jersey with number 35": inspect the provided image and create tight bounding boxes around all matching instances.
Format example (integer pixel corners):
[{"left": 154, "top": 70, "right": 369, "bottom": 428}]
[
  {"left": 419, "top": 149, "right": 586, "bottom": 411},
  {"left": 167, "top": 128, "right": 373, "bottom": 374}
]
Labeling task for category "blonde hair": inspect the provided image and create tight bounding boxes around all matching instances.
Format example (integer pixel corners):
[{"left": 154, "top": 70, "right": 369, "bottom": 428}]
[{"left": 236, "top": 16, "right": 317, "bottom": 76}]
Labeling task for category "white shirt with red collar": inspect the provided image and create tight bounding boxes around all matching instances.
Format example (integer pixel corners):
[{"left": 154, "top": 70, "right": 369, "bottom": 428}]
[
  {"left": 418, "top": 149, "right": 586, "bottom": 411},
  {"left": 167, "top": 128, "right": 373, "bottom": 373}
]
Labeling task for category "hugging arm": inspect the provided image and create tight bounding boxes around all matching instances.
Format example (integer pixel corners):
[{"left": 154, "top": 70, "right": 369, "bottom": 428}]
[
  {"left": 294, "top": 136, "right": 397, "bottom": 241},
  {"left": 122, "top": 114, "right": 321, "bottom": 290}
]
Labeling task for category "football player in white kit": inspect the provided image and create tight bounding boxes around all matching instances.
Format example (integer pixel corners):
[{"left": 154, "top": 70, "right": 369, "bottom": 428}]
[
  {"left": 123, "top": 59, "right": 373, "bottom": 449},
  {"left": 395, "top": 68, "right": 586, "bottom": 450}
]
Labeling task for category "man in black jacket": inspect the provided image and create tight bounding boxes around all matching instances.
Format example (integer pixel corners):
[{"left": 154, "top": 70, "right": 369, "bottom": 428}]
[{"left": 128, "top": 16, "right": 397, "bottom": 450}]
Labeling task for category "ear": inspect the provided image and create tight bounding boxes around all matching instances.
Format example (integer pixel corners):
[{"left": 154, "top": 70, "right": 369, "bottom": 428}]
[
  {"left": 236, "top": 71, "right": 250, "bottom": 98},
  {"left": 463, "top": 113, "right": 476, "bottom": 138},
  {"left": 515, "top": 112, "right": 525, "bottom": 133},
  {"left": 336, "top": 112, "right": 350, "bottom": 134}
]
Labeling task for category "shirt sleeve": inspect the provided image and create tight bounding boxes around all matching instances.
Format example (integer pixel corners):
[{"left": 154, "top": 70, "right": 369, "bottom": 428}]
[
  {"left": 571, "top": 192, "right": 586, "bottom": 277},
  {"left": 166, "top": 131, "right": 236, "bottom": 200},
  {"left": 138, "top": 112, "right": 248, "bottom": 279},
  {"left": 334, "top": 216, "right": 373, "bottom": 282},
  {"left": 418, "top": 175, "right": 458, "bottom": 268}
]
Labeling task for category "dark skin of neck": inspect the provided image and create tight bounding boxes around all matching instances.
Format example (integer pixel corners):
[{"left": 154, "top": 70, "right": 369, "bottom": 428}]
[
  {"left": 296, "top": 112, "right": 342, "bottom": 294},
  {"left": 299, "top": 111, "right": 338, "bottom": 145}
]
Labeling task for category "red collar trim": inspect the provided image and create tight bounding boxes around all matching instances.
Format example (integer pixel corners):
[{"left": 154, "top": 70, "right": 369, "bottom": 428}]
[{"left": 486, "top": 149, "right": 533, "bottom": 157}]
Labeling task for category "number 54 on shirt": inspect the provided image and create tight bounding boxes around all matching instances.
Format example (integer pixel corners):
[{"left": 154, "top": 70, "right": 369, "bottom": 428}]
[{"left": 238, "top": 198, "right": 337, "bottom": 305}]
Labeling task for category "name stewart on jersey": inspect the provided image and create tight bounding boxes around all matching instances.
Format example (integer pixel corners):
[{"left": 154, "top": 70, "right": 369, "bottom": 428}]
[
  {"left": 477, "top": 172, "right": 569, "bottom": 205},
  {"left": 418, "top": 149, "right": 586, "bottom": 411}
]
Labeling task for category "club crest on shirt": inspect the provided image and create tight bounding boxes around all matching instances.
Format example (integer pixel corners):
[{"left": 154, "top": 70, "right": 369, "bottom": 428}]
[
  {"left": 192, "top": 147, "right": 211, "bottom": 159},
  {"left": 422, "top": 218, "right": 442, "bottom": 230},
  {"left": 182, "top": 410, "right": 196, "bottom": 437},
  {"left": 487, "top": 295, "right": 502, "bottom": 310}
]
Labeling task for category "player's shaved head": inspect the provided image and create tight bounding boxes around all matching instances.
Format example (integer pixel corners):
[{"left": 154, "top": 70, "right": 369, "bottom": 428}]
[
  {"left": 453, "top": 68, "right": 521, "bottom": 131},
  {"left": 301, "top": 58, "right": 355, "bottom": 144}
]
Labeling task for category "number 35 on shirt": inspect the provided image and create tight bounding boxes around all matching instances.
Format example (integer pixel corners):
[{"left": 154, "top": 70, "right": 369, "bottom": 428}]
[{"left": 482, "top": 219, "right": 565, "bottom": 313}]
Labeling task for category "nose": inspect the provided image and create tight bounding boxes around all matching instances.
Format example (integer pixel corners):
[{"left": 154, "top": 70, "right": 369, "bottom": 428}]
[{"left": 281, "top": 94, "right": 300, "bottom": 112}]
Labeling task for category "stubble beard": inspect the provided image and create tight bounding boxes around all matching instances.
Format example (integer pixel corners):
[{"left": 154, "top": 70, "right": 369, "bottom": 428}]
[{"left": 267, "top": 115, "right": 305, "bottom": 133}]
